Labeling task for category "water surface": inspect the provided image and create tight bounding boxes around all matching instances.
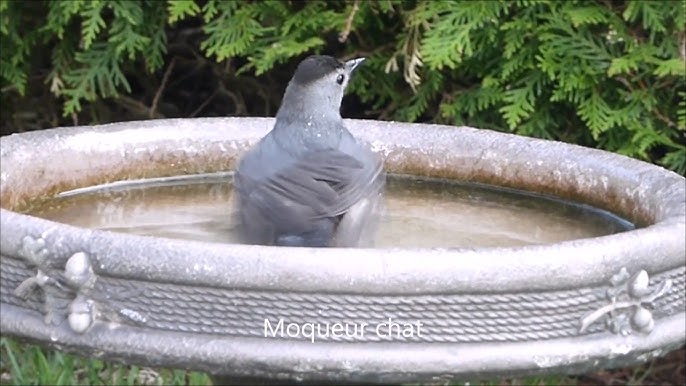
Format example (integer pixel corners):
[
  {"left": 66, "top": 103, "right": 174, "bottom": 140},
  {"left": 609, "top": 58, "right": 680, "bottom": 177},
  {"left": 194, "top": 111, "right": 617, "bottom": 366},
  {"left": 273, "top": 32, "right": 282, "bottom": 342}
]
[{"left": 26, "top": 173, "right": 633, "bottom": 248}]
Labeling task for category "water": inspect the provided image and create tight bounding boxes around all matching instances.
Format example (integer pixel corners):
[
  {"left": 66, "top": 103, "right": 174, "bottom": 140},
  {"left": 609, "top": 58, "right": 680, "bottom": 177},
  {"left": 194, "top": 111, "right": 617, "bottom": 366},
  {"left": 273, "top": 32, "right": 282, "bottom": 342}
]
[{"left": 25, "top": 173, "right": 633, "bottom": 248}]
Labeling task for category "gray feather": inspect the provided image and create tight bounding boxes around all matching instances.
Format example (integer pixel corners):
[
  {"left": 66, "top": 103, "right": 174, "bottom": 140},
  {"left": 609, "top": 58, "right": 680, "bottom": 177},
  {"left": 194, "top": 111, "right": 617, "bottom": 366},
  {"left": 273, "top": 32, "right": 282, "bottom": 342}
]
[{"left": 234, "top": 55, "right": 385, "bottom": 247}]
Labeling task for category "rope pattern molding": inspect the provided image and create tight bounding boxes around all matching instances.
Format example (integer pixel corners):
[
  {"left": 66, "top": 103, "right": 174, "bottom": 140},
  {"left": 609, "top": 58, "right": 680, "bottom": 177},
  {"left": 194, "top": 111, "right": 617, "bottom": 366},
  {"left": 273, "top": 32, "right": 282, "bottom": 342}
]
[{"left": 1, "top": 252, "right": 684, "bottom": 343}]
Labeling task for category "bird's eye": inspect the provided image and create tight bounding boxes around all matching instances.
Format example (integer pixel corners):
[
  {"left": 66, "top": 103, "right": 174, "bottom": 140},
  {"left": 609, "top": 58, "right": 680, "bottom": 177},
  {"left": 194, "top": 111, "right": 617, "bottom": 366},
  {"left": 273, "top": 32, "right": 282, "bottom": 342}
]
[{"left": 336, "top": 74, "right": 345, "bottom": 85}]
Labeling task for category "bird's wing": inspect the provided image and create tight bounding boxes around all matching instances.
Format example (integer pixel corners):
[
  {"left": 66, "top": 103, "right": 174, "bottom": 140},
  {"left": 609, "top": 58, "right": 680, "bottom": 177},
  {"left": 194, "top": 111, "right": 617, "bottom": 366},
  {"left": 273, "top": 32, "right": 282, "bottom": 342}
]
[
  {"left": 236, "top": 147, "right": 382, "bottom": 226},
  {"left": 265, "top": 148, "right": 382, "bottom": 216}
]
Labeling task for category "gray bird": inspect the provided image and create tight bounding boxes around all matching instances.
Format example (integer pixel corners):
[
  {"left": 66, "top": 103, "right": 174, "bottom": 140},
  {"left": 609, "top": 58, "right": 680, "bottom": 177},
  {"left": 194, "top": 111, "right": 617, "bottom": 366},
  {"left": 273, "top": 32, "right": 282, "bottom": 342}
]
[{"left": 234, "top": 55, "right": 385, "bottom": 247}]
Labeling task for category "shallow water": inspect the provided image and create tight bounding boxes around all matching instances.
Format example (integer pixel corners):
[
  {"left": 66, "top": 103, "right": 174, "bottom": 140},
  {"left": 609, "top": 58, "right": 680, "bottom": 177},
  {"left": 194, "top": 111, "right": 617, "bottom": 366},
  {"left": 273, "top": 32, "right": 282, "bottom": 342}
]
[{"left": 26, "top": 173, "right": 634, "bottom": 248}]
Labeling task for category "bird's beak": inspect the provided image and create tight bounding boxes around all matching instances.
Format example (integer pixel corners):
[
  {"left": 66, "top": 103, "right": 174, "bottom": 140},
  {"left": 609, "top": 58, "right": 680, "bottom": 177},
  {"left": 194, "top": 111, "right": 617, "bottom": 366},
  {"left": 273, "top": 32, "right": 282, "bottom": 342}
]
[{"left": 345, "top": 57, "right": 366, "bottom": 72}]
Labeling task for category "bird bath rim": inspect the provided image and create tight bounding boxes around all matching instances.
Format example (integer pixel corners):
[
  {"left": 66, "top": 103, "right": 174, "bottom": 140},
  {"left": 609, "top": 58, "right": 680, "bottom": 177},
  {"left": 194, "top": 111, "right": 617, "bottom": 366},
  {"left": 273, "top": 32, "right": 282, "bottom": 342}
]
[
  {"left": 1, "top": 117, "right": 684, "bottom": 382},
  {"left": 1, "top": 117, "right": 683, "bottom": 294}
]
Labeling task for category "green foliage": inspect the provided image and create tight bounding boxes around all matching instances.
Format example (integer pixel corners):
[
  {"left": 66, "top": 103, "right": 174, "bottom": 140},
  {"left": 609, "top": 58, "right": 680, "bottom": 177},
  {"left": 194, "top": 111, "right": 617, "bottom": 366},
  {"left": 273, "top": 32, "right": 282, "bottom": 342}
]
[
  {"left": 403, "top": 0, "right": 685, "bottom": 173},
  {"left": 0, "top": 0, "right": 41, "bottom": 96},
  {"left": 167, "top": 0, "right": 200, "bottom": 24},
  {"left": 199, "top": 0, "right": 346, "bottom": 75},
  {"left": 2, "top": 0, "right": 167, "bottom": 116},
  {"left": 0, "top": 0, "right": 684, "bottom": 173},
  {"left": 0, "top": 337, "right": 212, "bottom": 385}
]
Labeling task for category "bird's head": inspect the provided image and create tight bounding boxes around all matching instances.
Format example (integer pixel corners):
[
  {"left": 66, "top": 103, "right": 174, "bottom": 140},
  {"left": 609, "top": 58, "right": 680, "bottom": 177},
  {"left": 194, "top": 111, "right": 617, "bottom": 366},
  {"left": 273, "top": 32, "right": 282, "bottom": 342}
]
[{"left": 278, "top": 55, "right": 365, "bottom": 119}]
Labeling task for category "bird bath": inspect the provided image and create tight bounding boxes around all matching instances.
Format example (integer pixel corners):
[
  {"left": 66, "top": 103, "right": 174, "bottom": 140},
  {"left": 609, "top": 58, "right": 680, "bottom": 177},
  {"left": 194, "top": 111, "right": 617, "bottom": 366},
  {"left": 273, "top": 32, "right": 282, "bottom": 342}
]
[{"left": 1, "top": 117, "right": 684, "bottom": 383}]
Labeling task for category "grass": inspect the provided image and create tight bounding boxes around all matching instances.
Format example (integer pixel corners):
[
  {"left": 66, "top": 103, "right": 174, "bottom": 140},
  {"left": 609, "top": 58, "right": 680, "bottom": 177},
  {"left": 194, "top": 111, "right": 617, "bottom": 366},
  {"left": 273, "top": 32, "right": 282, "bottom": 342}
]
[
  {"left": 1, "top": 336, "right": 684, "bottom": 385},
  {"left": 0, "top": 338, "right": 211, "bottom": 385}
]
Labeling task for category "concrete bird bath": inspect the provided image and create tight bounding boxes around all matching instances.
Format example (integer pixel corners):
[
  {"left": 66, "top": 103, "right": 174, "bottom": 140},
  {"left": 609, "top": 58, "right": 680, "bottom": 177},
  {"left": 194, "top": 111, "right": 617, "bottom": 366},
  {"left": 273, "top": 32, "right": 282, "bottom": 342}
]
[{"left": 1, "top": 117, "right": 684, "bottom": 383}]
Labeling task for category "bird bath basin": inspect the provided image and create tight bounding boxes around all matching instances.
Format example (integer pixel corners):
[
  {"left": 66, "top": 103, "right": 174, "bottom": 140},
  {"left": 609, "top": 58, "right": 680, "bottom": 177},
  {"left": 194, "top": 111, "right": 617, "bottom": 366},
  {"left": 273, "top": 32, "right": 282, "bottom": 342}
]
[
  {"left": 1, "top": 117, "right": 684, "bottom": 383},
  {"left": 25, "top": 174, "right": 633, "bottom": 248}
]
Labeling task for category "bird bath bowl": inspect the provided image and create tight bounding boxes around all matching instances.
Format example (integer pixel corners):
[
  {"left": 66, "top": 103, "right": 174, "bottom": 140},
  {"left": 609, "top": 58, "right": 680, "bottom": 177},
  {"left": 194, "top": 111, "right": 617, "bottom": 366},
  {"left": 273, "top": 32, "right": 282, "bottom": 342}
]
[{"left": 1, "top": 117, "right": 684, "bottom": 383}]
